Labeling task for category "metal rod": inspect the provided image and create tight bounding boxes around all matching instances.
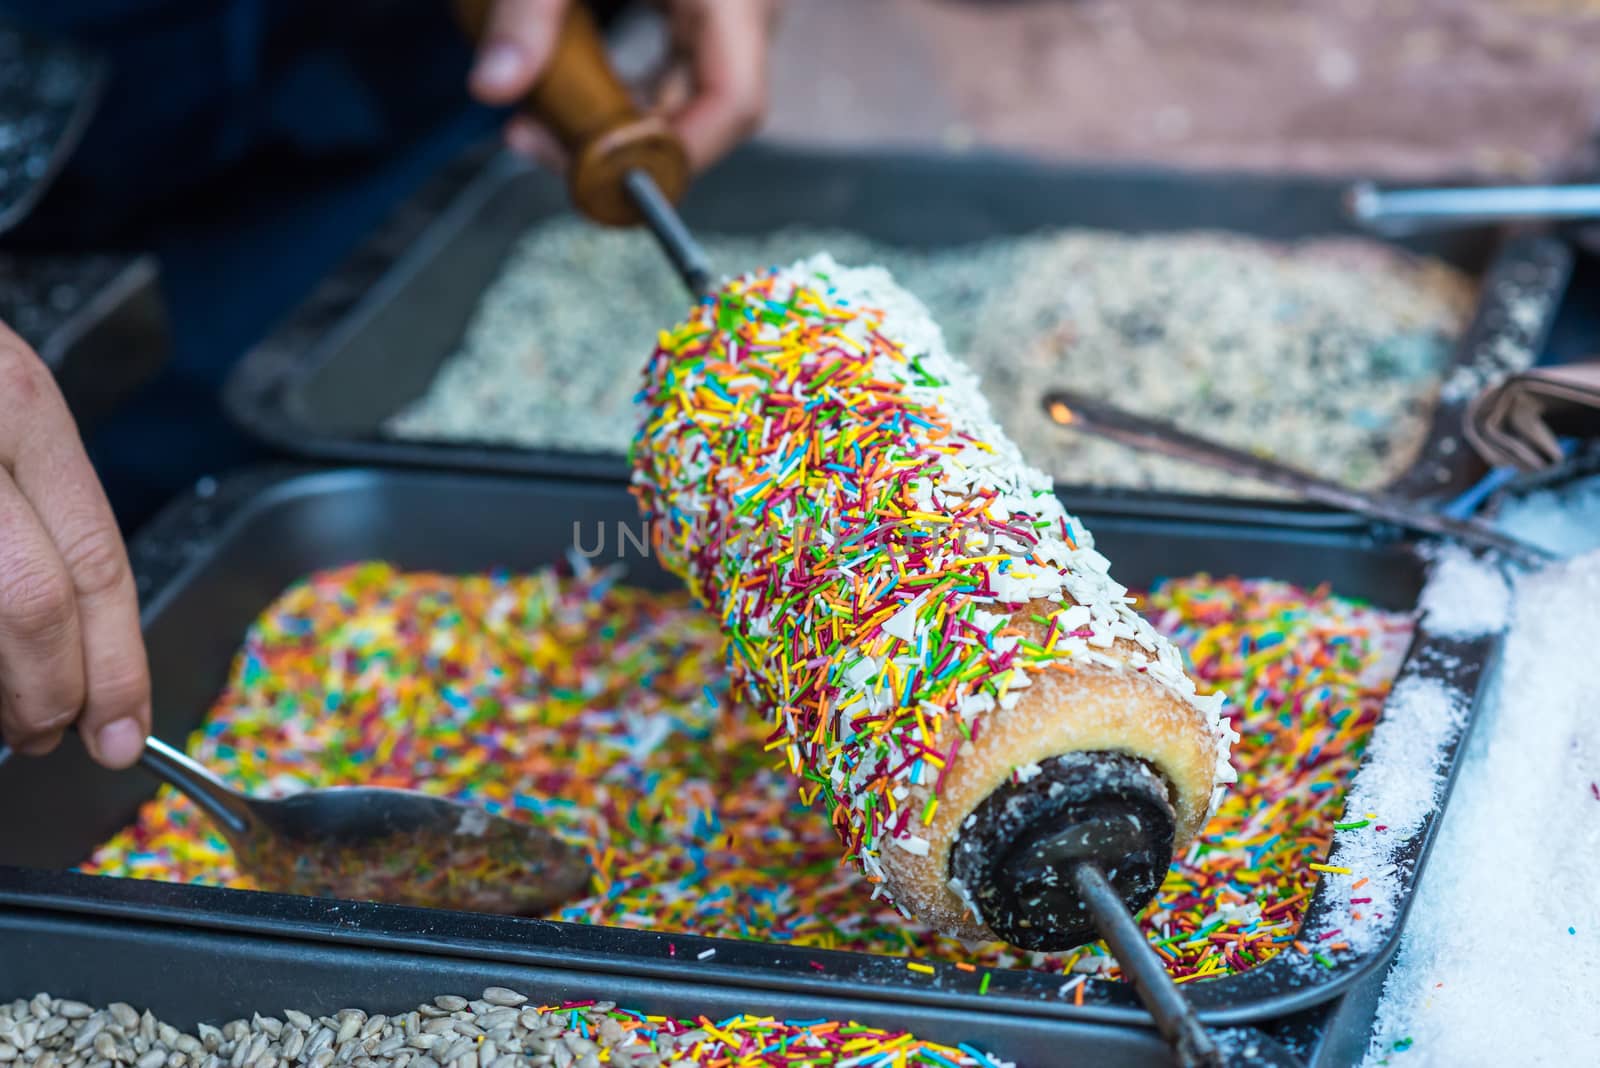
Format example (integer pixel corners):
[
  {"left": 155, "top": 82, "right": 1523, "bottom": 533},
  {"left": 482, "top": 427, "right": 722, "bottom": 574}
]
[
  {"left": 624, "top": 168, "right": 714, "bottom": 299},
  {"left": 1042, "top": 390, "right": 1556, "bottom": 567},
  {"left": 1074, "top": 864, "right": 1221, "bottom": 1068},
  {"left": 1347, "top": 180, "right": 1600, "bottom": 234}
]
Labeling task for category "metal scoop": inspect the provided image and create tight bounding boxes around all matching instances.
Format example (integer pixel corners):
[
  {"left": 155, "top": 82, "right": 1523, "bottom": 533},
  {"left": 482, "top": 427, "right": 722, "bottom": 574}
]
[{"left": 0, "top": 733, "right": 593, "bottom": 914}]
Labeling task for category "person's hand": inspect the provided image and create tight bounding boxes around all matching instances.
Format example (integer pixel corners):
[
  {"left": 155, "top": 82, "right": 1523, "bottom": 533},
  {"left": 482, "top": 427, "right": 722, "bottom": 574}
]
[
  {"left": 0, "top": 324, "right": 149, "bottom": 769},
  {"left": 468, "top": 0, "right": 780, "bottom": 174}
]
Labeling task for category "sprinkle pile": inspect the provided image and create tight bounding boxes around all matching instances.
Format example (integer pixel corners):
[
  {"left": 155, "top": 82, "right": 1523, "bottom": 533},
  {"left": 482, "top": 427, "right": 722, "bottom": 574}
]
[
  {"left": 629, "top": 255, "right": 1230, "bottom": 933},
  {"left": 84, "top": 562, "right": 1411, "bottom": 985}
]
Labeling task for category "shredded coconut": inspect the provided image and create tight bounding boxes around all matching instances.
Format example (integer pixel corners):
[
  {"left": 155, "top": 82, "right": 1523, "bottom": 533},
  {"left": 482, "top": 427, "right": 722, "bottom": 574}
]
[
  {"left": 1415, "top": 547, "right": 1511, "bottom": 638},
  {"left": 1365, "top": 550, "right": 1600, "bottom": 1065}
]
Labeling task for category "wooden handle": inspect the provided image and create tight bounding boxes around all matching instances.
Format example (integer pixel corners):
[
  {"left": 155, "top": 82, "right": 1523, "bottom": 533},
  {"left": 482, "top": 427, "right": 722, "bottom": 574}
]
[{"left": 455, "top": 0, "right": 689, "bottom": 226}]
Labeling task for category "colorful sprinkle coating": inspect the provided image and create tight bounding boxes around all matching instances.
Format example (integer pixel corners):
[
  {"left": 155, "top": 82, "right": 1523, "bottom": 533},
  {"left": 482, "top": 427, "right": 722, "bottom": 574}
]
[
  {"left": 628, "top": 256, "right": 1231, "bottom": 930},
  {"left": 84, "top": 564, "right": 1409, "bottom": 985}
]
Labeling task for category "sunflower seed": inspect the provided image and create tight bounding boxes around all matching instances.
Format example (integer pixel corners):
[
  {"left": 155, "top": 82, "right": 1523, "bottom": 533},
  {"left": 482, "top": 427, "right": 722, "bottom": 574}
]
[
  {"left": 476, "top": 993, "right": 523, "bottom": 1011},
  {"left": 136, "top": 1050, "right": 167, "bottom": 1068},
  {"left": 370, "top": 1037, "right": 404, "bottom": 1058},
  {"left": 72, "top": 1019, "right": 108, "bottom": 1054}
]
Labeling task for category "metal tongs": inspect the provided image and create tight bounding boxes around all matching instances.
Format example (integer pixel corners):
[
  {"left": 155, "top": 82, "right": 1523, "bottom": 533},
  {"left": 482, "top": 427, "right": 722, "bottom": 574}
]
[{"left": 1043, "top": 391, "right": 1555, "bottom": 567}]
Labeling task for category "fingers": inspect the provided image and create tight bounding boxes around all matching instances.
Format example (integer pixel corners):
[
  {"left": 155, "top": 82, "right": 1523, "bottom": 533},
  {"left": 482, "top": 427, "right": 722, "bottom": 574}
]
[
  {"left": 0, "top": 468, "right": 84, "bottom": 758},
  {"left": 0, "top": 331, "right": 149, "bottom": 769},
  {"left": 664, "top": 0, "right": 776, "bottom": 172},
  {"left": 504, "top": 115, "right": 569, "bottom": 171},
  {"left": 470, "top": 0, "right": 569, "bottom": 105}
]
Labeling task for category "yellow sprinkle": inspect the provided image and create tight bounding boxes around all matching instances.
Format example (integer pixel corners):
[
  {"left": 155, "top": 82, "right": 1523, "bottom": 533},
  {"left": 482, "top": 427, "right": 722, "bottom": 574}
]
[
  {"left": 905, "top": 962, "right": 935, "bottom": 975},
  {"left": 1309, "top": 863, "right": 1352, "bottom": 875}
]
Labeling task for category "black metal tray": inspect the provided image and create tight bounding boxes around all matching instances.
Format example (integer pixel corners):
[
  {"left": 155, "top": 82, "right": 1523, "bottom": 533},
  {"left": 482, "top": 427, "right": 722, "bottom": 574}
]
[
  {"left": 0, "top": 467, "right": 1496, "bottom": 1040},
  {"left": 222, "top": 144, "right": 1572, "bottom": 500},
  {"left": 0, "top": 252, "right": 171, "bottom": 430},
  {"left": 0, "top": 901, "right": 1308, "bottom": 1068}
]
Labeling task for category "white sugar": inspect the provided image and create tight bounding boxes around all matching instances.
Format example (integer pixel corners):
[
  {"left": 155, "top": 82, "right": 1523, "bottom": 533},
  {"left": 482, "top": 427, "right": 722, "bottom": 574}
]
[
  {"left": 1309, "top": 676, "right": 1466, "bottom": 957},
  {"left": 1364, "top": 550, "right": 1600, "bottom": 1065},
  {"left": 1495, "top": 474, "right": 1600, "bottom": 559},
  {"left": 1304, "top": 555, "right": 1489, "bottom": 961},
  {"left": 1415, "top": 547, "right": 1511, "bottom": 638}
]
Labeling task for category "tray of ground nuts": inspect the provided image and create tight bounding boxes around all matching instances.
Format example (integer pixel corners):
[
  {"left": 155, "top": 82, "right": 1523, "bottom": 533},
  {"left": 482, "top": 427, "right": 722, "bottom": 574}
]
[{"left": 224, "top": 144, "right": 1571, "bottom": 501}]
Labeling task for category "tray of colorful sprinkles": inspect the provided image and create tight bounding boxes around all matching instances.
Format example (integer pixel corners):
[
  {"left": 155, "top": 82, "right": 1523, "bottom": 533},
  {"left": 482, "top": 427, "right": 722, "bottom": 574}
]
[
  {"left": 0, "top": 465, "right": 1506, "bottom": 1052},
  {"left": 224, "top": 144, "right": 1573, "bottom": 503}
]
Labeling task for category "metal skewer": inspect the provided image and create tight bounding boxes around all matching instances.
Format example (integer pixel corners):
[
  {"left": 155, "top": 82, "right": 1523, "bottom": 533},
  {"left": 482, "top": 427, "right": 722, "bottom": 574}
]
[
  {"left": 1075, "top": 863, "right": 1222, "bottom": 1068},
  {"left": 1346, "top": 180, "right": 1600, "bottom": 235},
  {"left": 1042, "top": 391, "right": 1556, "bottom": 567},
  {"left": 624, "top": 167, "right": 714, "bottom": 299}
]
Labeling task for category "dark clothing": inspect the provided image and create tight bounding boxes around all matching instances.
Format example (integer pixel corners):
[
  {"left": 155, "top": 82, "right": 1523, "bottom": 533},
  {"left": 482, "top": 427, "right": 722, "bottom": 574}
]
[
  {"left": 5, "top": 0, "right": 483, "bottom": 244},
  {"left": 0, "top": 0, "right": 508, "bottom": 528}
]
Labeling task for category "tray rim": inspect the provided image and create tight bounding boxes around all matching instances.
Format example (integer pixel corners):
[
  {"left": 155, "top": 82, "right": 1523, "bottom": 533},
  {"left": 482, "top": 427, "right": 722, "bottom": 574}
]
[
  {"left": 0, "top": 904, "right": 1315, "bottom": 1068},
  {"left": 221, "top": 142, "right": 1572, "bottom": 505},
  {"left": 0, "top": 465, "right": 1504, "bottom": 1030}
]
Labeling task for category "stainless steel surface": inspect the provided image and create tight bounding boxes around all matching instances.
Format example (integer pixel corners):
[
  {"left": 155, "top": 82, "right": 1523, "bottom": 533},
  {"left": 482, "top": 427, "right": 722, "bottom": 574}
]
[
  {"left": 1076, "top": 863, "right": 1223, "bottom": 1068},
  {"left": 623, "top": 166, "right": 714, "bottom": 298},
  {"left": 1043, "top": 391, "right": 1556, "bottom": 566},
  {"left": 1347, "top": 180, "right": 1600, "bottom": 234},
  {"left": 0, "top": 733, "right": 591, "bottom": 914}
]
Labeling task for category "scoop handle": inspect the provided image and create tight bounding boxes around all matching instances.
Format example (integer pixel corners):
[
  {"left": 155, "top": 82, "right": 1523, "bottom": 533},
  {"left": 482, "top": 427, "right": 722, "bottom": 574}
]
[{"left": 454, "top": 0, "right": 690, "bottom": 226}]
